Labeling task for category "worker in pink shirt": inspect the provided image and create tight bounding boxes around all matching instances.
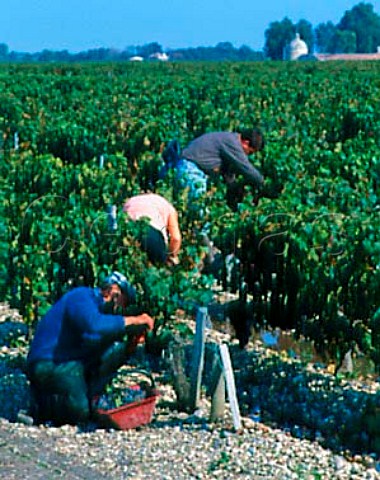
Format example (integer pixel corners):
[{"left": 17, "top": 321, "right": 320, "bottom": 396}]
[{"left": 123, "top": 193, "right": 182, "bottom": 266}]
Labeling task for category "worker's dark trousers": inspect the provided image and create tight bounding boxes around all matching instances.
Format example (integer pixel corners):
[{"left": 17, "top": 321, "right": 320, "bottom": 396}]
[
  {"left": 27, "top": 341, "right": 128, "bottom": 426},
  {"left": 139, "top": 225, "right": 167, "bottom": 264}
]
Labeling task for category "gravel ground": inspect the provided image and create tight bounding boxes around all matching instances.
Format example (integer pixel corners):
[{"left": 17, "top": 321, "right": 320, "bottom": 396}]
[
  {"left": 0, "top": 302, "right": 379, "bottom": 479},
  {"left": 1, "top": 401, "right": 379, "bottom": 480}
]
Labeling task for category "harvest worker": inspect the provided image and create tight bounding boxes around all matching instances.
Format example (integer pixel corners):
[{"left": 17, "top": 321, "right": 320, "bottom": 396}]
[
  {"left": 160, "top": 128, "right": 265, "bottom": 272},
  {"left": 123, "top": 193, "right": 182, "bottom": 266},
  {"left": 172, "top": 128, "right": 265, "bottom": 206},
  {"left": 26, "top": 271, "right": 154, "bottom": 427}
]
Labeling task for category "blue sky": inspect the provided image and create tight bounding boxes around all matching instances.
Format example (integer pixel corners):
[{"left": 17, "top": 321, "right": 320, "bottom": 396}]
[{"left": 1, "top": 0, "right": 380, "bottom": 53}]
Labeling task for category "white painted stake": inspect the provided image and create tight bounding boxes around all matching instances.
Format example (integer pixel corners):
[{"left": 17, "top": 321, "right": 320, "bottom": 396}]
[
  {"left": 14, "top": 132, "right": 19, "bottom": 150},
  {"left": 107, "top": 204, "right": 118, "bottom": 231},
  {"left": 219, "top": 343, "right": 242, "bottom": 431},
  {"left": 189, "top": 307, "right": 207, "bottom": 410}
]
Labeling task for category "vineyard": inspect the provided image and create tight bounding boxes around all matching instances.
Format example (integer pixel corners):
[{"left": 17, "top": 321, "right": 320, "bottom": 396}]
[{"left": 0, "top": 60, "right": 379, "bottom": 371}]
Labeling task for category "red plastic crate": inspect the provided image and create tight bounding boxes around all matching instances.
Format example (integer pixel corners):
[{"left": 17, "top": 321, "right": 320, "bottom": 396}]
[
  {"left": 95, "top": 391, "right": 159, "bottom": 429},
  {"left": 93, "top": 369, "right": 159, "bottom": 430}
]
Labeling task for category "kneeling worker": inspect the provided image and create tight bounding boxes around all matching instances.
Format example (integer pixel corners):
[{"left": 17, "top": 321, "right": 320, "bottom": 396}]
[{"left": 26, "top": 271, "right": 154, "bottom": 426}]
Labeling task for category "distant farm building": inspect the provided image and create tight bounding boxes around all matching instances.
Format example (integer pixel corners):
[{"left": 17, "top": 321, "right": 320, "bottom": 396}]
[
  {"left": 149, "top": 52, "right": 169, "bottom": 61},
  {"left": 129, "top": 56, "right": 144, "bottom": 62},
  {"left": 315, "top": 47, "right": 380, "bottom": 61},
  {"left": 284, "top": 34, "right": 380, "bottom": 62}
]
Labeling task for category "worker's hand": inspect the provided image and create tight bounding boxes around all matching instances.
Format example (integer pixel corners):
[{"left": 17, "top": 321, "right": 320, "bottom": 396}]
[
  {"left": 166, "top": 254, "right": 180, "bottom": 266},
  {"left": 135, "top": 332, "right": 147, "bottom": 344},
  {"left": 125, "top": 330, "right": 147, "bottom": 354},
  {"left": 124, "top": 313, "right": 154, "bottom": 332},
  {"left": 137, "top": 313, "right": 154, "bottom": 331},
  {"left": 259, "top": 179, "right": 284, "bottom": 199}
]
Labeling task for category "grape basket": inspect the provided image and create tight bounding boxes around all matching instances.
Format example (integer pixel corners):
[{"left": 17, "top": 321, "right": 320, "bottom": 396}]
[{"left": 93, "top": 369, "right": 159, "bottom": 430}]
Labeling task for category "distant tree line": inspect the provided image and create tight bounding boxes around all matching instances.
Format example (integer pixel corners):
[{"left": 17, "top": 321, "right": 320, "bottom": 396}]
[
  {"left": 167, "top": 42, "right": 264, "bottom": 61},
  {"left": 0, "top": 2, "right": 379, "bottom": 62},
  {"left": 0, "top": 40, "right": 263, "bottom": 63}
]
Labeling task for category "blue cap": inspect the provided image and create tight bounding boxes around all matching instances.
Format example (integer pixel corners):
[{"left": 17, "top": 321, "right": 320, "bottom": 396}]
[{"left": 103, "top": 271, "right": 136, "bottom": 304}]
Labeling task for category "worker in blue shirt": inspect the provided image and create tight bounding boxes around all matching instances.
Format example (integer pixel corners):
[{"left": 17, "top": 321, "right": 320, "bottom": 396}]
[{"left": 26, "top": 271, "right": 154, "bottom": 426}]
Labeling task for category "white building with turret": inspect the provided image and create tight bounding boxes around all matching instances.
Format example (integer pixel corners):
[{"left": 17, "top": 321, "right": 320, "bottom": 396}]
[{"left": 283, "top": 33, "right": 309, "bottom": 60}]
